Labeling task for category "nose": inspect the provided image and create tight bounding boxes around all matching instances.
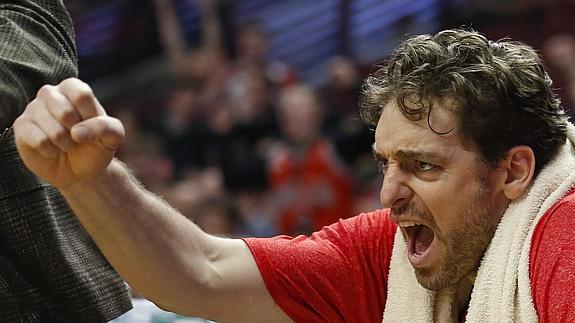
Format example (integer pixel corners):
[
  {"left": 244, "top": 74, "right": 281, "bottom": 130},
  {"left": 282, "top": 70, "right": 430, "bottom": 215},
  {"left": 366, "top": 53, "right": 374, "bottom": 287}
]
[{"left": 379, "top": 165, "right": 413, "bottom": 209}]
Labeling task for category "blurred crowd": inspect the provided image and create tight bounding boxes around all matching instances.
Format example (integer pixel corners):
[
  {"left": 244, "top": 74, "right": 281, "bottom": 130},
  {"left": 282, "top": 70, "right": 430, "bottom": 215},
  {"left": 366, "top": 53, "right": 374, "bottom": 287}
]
[
  {"left": 96, "top": 0, "right": 575, "bottom": 321},
  {"left": 445, "top": 0, "right": 575, "bottom": 117},
  {"left": 105, "top": 0, "right": 377, "bottom": 239},
  {"left": 97, "top": 0, "right": 575, "bottom": 241}
]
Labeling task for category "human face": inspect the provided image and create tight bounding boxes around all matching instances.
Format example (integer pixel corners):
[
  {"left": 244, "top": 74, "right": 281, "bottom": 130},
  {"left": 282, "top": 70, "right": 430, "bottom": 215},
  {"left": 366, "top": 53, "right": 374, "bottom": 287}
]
[
  {"left": 279, "top": 87, "right": 321, "bottom": 145},
  {"left": 373, "top": 101, "right": 504, "bottom": 290}
]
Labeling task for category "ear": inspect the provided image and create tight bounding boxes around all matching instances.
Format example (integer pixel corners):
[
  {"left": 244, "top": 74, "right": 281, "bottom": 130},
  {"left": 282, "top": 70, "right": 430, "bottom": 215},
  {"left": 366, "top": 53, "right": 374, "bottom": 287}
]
[{"left": 499, "top": 146, "right": 536, "bottom": 200}]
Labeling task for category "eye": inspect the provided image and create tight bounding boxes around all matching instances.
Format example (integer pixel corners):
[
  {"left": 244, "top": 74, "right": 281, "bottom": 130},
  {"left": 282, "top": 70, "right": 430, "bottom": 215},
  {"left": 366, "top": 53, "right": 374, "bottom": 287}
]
[
  {"left": 412, "top": 160, "right": 442, "bottom": 181},
  {"left": 416, "top": 161, "right": 434, "bottom": 172}
]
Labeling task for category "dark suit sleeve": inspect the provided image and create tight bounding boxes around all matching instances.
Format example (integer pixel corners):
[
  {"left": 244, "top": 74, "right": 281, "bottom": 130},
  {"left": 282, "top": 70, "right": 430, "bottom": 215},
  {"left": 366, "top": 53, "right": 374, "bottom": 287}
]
[
  {"left": 0, "top": 1, "right": 132, "bottom": 322},
  {"left": 0, "top": 0, "right": 77, "bottom": 129}
]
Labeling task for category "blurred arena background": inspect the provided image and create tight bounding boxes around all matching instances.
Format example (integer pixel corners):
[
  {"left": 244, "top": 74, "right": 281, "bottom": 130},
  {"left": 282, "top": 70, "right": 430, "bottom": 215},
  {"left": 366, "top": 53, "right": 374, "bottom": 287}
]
[{"left": 62, "top": 0, "right": 575, "bottom": 321}]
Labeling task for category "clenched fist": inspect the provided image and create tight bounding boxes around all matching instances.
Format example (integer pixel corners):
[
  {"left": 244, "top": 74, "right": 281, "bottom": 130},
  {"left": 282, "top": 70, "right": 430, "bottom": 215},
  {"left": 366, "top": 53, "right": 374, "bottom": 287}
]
[{"left": 14, "top": 78, "right": 125, "bottom": 188}]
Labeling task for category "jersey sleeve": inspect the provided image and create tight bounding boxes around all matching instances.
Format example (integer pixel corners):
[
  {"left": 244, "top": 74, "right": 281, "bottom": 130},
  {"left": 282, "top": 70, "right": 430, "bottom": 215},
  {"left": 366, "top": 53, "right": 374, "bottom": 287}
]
[
  {"left": 530, "top": 190, "right": 575, "bottom": 322},
  {"left": 243, "top": 209, "right": 397, "bottom": 323}
]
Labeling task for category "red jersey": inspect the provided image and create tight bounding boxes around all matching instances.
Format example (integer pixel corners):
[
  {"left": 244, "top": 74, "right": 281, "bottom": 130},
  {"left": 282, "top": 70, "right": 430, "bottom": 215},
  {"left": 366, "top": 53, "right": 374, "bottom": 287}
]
[{"left": 244, "top": 190, "right": 575, "bottom": 322}]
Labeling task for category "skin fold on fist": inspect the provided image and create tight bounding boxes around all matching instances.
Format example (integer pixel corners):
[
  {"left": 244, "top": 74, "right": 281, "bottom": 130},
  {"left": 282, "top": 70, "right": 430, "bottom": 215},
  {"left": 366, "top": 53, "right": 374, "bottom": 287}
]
[{"left": 13, "top": 78, "right": 125, "bottom": 188}]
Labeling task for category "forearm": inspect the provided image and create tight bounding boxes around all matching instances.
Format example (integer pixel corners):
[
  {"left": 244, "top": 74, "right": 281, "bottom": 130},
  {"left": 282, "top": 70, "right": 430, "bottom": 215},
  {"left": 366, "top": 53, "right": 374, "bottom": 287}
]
[
  {"left": 59, "top": 159, "right": 216, "bottom": 314},
  {"left": 15, "top": 77, "right": 287, "bottom": 321},
  {"left": 201, "top": 3, "right": 224, "bottom": 57}
]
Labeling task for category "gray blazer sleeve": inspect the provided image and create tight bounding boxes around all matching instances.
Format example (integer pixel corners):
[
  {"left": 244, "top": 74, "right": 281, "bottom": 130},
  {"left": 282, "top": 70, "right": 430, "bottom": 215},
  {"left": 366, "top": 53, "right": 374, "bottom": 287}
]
[
  {"left": 0, "top": 0, "right": 77, "bottom": 129},
  {"left": 0, "top": 1, "right": 132, "bottom": 322}
]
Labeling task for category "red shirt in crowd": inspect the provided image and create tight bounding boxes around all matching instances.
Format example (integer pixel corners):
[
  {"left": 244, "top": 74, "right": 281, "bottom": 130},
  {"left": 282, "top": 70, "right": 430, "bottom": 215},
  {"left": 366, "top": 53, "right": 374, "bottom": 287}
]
[
  {"left": 244, "top": 189, "right": 575, "bottom": 322},
  {"left": 267, "top": 139, "right": 354, "bottom": 235}
]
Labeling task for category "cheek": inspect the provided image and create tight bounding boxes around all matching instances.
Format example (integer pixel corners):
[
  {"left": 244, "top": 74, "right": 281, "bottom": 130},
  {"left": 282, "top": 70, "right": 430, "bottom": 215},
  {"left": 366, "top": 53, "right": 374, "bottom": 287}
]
[{"left": 420, "top": 179, "right": 484, "bottom": 234}]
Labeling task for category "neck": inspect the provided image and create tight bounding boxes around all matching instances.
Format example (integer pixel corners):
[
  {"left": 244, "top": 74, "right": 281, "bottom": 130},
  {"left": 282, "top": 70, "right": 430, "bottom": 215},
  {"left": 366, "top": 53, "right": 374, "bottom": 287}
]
[{"left": 454, "top": 271, "right": 477, "bottom": 319}]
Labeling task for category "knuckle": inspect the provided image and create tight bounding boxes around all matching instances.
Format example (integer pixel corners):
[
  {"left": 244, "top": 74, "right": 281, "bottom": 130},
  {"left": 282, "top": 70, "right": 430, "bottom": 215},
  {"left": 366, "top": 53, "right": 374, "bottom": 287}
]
[
  {"left": 112, "top": 118, "right": 126, "bottom": 138},
  {"left": 26, "top": 98, "right": 38, "bottom": 109},
  {"left": 61, "top": 78, "right": 95, "bottom": 103},
  {"left": 13, "top": 115, "right": 24, "bottom": 128},
  {"left": 13, "top": 117, "right": 26, "bottom": 135},
  {"left": 56, "top": 108, "right": 78, "bottom": 125},
  {"left": 14, "top": 117, "right": 30, "bottom": 134},
  {"left": 61, "top": 77, "right": 82, "bottom": 88},
  {"left": 25, "top": 98, "right": 41, "bottom": 113},
  {"left": 37, "top": 84, "right": 56, "bottom": 98},
  {"left": 31, "top": 134, "right": 52, "bottom": 151},
  {"left": 75, "top": 84, "right": 95, "bottom": 102},
  {"left": 51, "top": 127, "right": 69, "bottom": 142}
]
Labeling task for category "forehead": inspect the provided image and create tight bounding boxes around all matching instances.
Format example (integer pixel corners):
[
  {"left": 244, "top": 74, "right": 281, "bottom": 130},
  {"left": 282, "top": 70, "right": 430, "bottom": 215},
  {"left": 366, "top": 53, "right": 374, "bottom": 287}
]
[{"left": 374, "top": 100, "right": 465, "bottom": 159}]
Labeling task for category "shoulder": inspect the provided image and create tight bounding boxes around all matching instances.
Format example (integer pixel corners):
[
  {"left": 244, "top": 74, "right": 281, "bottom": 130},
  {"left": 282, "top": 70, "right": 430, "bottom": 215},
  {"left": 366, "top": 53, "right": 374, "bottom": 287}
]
[
  {"left": 531, "top": 189, "right": 575, "bottom": 255},
  {"left": 243, "top": 210, "right": 397, "bottom": 322},
  {"left": 530, "top": 189, "right": 575, "bottom": 322},
  {"left": 337, "top": 209, "right": 397, "bottom": 242},
  {"left": 245, "top": 209, "right": 396, "bottom": 255}
]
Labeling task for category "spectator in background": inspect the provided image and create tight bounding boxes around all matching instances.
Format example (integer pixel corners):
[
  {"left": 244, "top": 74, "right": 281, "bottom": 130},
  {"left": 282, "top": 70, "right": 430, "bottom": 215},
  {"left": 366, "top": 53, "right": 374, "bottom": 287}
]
[
  {"left": 200, "top": 93, "right": 277, "bottom": 238},
  {"left": 165, "top": 168, "right": 226, "bottom": 221},
  {"left": 320, "top": 56, "right": 362, "bottom": 127},
  {"left": 543, "top": 33, "right": 575, "bottom": 118},
  {"left": 442, "top": 0, "right": 543, "bottom": 46},
  {"left": 202, "top": 94, "right": 271, "bottom": 192},
  {"left": 192, "top": 197, "right": 242, "bottom": 236},
  {"left": 151, "top": 0, "right": 280, "bottom": 191},
  {"left": 151, "top": 0, "right": 228, "bottom": 83},
  {"left": 113, "top": 106, "right": 174, "bottom": 192},
  {"left": 228, "top": 18, "right": 295, "bottom": 87},
  {"left": 267, "top": 84, "right": 354, "bottom": 235},
  {"left": 319, "top": 56, "right": 376, "bottom": 189},
  {"left": 154, "top": 80, "right": 208, "bottom": 176}
]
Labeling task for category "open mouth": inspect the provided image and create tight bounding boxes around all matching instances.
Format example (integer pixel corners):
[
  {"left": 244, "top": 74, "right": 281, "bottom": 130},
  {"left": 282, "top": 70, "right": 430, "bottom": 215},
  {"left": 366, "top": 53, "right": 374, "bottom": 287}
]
[{"left": 399, "top": 221, "right": 436, "bottom": 267}]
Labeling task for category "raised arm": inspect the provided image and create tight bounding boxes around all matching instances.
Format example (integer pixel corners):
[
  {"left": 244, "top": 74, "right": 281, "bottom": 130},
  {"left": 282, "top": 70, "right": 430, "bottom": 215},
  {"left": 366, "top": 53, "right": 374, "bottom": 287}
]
[
  {"left": 0, "top": 1, "right": 133, "bottom": 321},
  {"left": 13, "top": 78, "right": 290, "bottom": 322},
  {"left": 151, "top": 0, "right": 224, "bottom": 79}
]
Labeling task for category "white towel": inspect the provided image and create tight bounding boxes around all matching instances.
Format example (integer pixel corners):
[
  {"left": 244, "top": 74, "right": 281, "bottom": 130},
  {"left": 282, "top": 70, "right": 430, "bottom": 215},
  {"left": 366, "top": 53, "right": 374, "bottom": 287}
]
[{"left": 382, "top": 123, "right": 575, "bottom": 322}]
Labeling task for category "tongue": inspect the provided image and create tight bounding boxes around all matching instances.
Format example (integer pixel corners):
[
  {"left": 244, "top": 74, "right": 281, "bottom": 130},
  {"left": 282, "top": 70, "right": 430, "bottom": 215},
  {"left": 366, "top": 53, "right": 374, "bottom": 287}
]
[{"left": 414, "top": 225, "right": 434, "bottom": 255}]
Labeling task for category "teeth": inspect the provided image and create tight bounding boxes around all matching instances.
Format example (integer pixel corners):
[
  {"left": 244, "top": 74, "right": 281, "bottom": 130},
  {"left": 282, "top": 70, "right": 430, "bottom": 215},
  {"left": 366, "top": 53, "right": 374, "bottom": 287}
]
[{"left": 398, "top": 221, "right": 419, "bottom": 228}]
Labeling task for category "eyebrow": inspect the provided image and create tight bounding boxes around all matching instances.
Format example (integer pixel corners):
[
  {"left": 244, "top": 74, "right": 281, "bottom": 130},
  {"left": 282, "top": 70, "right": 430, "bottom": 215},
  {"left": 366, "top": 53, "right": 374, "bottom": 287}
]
[
  {"left": 372, "top": 145, "right": 447, "bottom": 164},
  {"left": 371, "top": 143, "right": 386, "bottom": 161},
  {"left": 372, "top": 149, "right": 386, "bottom": 163}
]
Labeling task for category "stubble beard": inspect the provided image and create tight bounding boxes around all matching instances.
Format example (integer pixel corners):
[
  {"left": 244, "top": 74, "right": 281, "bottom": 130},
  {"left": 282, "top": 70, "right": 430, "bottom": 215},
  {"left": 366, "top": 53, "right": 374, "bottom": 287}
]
[{"left": 414, "top": 181, "right": 500, "bottom": 291}]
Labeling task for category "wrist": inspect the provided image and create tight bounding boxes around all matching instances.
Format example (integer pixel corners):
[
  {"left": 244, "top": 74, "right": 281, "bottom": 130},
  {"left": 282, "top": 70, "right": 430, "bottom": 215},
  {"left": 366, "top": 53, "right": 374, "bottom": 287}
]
[{"left": 58, "top": 159, "right": 128, "bottom": 195}]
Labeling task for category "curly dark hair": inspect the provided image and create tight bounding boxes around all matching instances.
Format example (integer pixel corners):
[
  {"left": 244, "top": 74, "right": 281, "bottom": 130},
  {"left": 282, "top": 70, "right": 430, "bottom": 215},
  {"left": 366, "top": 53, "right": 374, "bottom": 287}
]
[{"left": 360, "top": 29, "right": 568, "bottom": 175}]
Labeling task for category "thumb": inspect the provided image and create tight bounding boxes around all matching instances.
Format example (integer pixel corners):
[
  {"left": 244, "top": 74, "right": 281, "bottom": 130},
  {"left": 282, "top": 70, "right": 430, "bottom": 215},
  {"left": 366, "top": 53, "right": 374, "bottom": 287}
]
[{"left": 71, "top": 116, "right": 125, "bottom": 150}]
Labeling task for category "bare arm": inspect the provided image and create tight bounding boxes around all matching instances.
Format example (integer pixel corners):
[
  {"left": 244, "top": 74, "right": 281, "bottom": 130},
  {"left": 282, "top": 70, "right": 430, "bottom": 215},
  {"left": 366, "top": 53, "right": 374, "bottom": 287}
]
[
  {"left": 151, "top": 0, "right": 190, "bottom": 76},
  {"left": 197, "top": 0, "right": 225, "bottom": 57},
  {"left": 13, "top": 78, "right": 291, "bottom": 322}
]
